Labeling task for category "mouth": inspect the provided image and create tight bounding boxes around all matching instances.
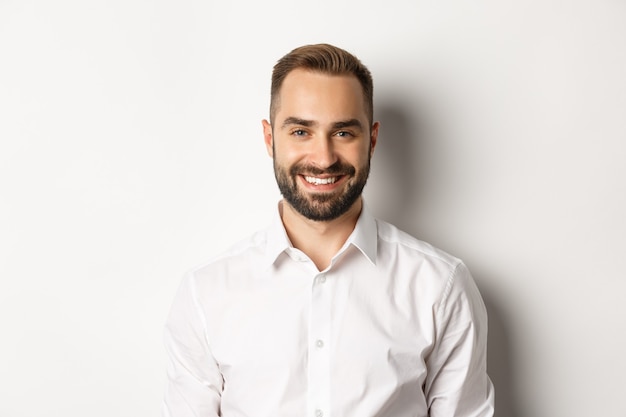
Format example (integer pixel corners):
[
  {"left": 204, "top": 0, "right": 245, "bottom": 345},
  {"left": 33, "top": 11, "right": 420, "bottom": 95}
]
[
  {"left": 299, "top": 174, "right": 346, "bottom": 191},
  {"left": 304, "top": 175, "right": 339, "bottom": 185},
  {"left": 290, "top": 162, "right": 356, "bottom": 192}
]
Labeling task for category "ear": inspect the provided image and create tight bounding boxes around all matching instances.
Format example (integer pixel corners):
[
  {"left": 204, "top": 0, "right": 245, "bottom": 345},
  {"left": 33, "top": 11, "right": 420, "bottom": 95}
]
[
  {"left": 369, "top": 121, "right": 380, "bottom": 158},
  {"left": 262, "top": 119, "right": 273, "bottom": 157}
]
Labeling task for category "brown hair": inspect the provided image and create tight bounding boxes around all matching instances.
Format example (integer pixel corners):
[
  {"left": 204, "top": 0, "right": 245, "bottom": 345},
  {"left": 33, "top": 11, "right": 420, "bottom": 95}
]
[{"left": 269, "top": 43, "right": 374, "bottom": 125}]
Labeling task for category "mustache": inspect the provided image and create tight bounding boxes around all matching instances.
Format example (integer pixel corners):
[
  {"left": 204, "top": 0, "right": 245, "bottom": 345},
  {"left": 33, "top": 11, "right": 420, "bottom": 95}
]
[{"left": 289, "top": 161, "right": 356, "bottom": 177}]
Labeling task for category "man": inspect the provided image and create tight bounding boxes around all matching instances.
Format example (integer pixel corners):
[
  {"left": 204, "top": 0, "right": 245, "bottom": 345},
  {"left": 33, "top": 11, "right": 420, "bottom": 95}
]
[{"left": 163, "top": 43, "right": 494, "bottom": 416}]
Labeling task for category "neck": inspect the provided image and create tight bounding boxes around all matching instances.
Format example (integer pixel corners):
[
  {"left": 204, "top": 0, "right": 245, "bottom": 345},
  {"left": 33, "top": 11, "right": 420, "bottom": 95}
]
[{"left": 280, "top": 198, "right": 362, "bottom": 271}]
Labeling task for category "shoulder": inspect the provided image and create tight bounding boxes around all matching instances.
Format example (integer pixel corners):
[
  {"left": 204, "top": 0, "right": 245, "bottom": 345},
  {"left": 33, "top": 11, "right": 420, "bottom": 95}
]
[
  {"left": 375, "top": 219, "right": 485, "bottom": 316},
  {"left": 186, "top": 228, "right": 269, "bottom": 284},
  {"left": 367, "top": 219, "right": 488, "bottom": 330},
  {"left": 375, "top": 218, "right": 462, "bottom": 270},
  {"left": 374, "top": 219, "right": 479, "bottom": 300}
]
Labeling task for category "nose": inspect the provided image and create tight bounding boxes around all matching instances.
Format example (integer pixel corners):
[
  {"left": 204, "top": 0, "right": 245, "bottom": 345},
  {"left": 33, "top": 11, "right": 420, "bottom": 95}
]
[{"left": 309, "top": 136, "right": 338, "bottom": 169}]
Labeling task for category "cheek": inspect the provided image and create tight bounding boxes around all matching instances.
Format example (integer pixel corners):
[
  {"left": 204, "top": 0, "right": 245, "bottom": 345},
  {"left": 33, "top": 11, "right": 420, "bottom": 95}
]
[
  {"left": 274, "top": 143, "right": 306, "bottom": 165},
  {"left": 350, "top": 146, "right": 372, "bottom": 168}
]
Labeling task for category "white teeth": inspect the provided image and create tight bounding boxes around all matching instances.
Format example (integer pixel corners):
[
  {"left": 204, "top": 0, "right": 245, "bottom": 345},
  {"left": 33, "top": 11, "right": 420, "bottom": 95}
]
[{"left": 305, "top": 176, "right": 337, "bottom": 185}]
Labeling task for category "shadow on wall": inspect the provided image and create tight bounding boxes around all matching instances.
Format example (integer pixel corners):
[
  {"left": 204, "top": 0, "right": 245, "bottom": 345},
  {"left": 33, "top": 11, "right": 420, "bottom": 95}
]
[
  {"left": 481, "top": 282, "right": 521, "bottom": 417},
  {"left": 370, "top": 100, "right": 521, "bottom": 417},
  {"left": 366, "top": 101, "right": 417, "bottom": 229}
]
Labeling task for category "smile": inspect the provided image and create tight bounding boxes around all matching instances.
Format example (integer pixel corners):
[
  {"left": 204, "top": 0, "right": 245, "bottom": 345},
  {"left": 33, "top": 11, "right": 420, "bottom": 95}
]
[{"left": 304, "top": 176, "right": 338, "bottom": 185}]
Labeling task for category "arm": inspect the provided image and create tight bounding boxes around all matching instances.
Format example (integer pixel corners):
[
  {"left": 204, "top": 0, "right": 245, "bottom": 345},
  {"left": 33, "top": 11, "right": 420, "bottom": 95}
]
[
  {"left": 424, "top": 263, "right": 495, "bottom": 416},
  {"left": 162, "top": 273, "right": 223, "bottom": 417}
]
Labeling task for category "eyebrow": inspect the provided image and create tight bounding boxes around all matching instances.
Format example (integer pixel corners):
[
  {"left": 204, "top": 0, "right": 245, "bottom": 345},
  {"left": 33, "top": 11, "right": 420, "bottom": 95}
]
[
  {"left": 281, "top": 117, "right": 315, "bottom": 128},
  {"left": 281, "top": 117, "right": 363, "bottom": 130},
  {"left": 332, "top": 119, "right": 363, "bottom": 130}
]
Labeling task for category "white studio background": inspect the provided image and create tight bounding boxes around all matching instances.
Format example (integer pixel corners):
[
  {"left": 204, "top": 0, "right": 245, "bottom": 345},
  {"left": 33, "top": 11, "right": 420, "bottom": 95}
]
[{"left": 1, "top": 1, "right": 625, "bottom": 416}]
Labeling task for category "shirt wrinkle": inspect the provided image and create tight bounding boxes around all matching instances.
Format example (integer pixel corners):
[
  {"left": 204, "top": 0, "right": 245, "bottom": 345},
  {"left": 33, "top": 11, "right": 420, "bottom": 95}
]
[
  {"left": 188, "top": 273, "right": 212, "bottom": 348},
  {"left": 439, "top": 263, "right": 461, "bottom": 313}
]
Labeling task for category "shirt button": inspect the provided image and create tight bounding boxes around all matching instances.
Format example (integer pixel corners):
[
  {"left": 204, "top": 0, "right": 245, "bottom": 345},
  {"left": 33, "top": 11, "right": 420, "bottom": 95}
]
[
  {"left": 318, "top": 275, "right": 326, "bottom": 283},
  {"left": 316, "top": 339, "right": 324, "bottom": 348},
  {"left": 315, "top": 409, "right": 324, "bottom": 417}
]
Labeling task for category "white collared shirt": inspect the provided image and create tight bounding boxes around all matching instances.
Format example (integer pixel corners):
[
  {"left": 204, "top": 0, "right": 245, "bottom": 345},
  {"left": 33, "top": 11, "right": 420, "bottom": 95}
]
[{"left": 163, "top": 203, "right": 494, "bottom": 417}]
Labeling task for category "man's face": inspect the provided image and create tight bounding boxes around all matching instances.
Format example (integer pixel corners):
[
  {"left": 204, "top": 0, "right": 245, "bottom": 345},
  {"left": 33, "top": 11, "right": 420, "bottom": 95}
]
[{"left": 263, "top": 69, "right": 378, "bottom": 221}]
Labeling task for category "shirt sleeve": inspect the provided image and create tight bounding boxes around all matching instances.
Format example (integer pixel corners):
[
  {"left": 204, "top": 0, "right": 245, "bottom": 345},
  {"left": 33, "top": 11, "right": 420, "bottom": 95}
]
[
  {"left": 162, "top": 272, "right": 223, "bottom": 417},
  {"left": 424, "top": 262, "right": 495, "bottom": 417}
]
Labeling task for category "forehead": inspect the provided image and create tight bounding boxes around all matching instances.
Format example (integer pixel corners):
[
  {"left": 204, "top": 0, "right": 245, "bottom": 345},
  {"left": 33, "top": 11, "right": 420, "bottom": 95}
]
[{"left": 275, "top": 69, "right": 367, "bottom": 122}]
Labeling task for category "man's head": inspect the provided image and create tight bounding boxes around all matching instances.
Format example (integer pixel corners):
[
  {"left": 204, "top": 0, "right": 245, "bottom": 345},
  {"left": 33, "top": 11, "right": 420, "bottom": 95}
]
[
  {"left": 269, "top": 43, "right": 374, "bottom": 126},
  {"left": 263, "top": 44, "right": 379, "bottom": 222}
]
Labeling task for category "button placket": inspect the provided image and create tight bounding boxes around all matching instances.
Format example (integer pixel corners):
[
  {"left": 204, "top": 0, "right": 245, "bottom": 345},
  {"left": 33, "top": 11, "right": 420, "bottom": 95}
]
[{"left": 308, "top": 272, "right": 332, "bottom": 417}]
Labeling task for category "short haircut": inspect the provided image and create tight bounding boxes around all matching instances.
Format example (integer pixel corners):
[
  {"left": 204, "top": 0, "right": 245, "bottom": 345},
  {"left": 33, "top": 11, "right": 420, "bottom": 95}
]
[{"left": 269, "top": 43, "right": 374, "bottom": 125}]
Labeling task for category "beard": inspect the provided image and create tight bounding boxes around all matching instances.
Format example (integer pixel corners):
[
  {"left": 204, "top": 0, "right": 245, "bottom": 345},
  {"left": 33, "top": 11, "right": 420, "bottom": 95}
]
[{"left": 273, "top": 158, "right": 370, "bottom": 222}]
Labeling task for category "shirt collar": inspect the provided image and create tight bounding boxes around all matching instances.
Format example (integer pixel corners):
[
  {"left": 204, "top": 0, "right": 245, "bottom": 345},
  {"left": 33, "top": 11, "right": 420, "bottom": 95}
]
[
  {"left": 264, "top": 201, "right": 293, "bottom": 269},
  {"left": 346, "top": 202, "right": 378, "bottom": 265},
  {"left": 264, "top": 200, "right": 378, "bottom": 269}
]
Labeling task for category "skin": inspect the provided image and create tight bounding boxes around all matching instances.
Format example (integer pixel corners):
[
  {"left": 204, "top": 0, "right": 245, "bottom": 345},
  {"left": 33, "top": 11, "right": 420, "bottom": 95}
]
[{"left": 262, "top": 68, "right": 379, "bottom": 270}]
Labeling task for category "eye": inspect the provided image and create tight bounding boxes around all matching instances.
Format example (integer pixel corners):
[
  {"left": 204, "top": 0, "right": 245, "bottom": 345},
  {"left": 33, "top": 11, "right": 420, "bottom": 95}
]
[
  {"left": 291, "top": 129, "right": 308, "bottom": 137},
  {"left": 335, "top": 130, "right": 354, "bottom": 138}
]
